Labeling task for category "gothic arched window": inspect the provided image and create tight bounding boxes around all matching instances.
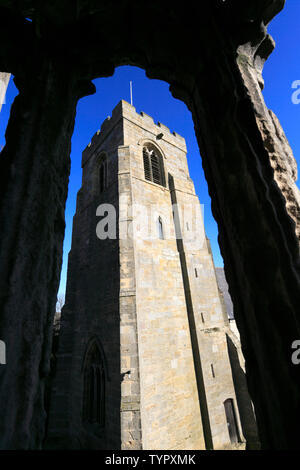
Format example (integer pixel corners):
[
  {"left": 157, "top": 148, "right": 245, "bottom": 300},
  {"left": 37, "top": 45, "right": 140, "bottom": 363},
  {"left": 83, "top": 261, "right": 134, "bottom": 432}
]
[
  {"left": 99, "top": 156, "right": 108, "bottom": 193},
  {"left": 82, "top": 340, "right": 105, "bottom": 427},
  {"left": 143, "top": 144, "right": 165, "bottom": 187}
]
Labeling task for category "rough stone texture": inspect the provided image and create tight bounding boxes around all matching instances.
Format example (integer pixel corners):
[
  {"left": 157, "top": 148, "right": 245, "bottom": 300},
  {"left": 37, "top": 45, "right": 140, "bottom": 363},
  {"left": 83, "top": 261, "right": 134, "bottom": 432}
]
[{"left": 0, "top": 0, "right": 299, "bottom": 450}]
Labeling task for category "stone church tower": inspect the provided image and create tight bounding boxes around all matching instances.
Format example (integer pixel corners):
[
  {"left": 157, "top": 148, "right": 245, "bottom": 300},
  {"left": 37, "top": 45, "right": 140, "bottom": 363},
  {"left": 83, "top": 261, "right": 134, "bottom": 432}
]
[{"left": 46, "top": 100, "right": 257, "bottom": 450}]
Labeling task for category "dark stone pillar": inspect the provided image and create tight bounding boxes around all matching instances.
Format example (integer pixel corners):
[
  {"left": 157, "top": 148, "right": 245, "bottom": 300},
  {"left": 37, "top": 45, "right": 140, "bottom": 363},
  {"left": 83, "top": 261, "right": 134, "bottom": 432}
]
[
  {"left": 171, "top": 38, "right": 300, "bottom": 448},
  {"left": 0, "top": 60, "right": 93, "bottom": 449}
]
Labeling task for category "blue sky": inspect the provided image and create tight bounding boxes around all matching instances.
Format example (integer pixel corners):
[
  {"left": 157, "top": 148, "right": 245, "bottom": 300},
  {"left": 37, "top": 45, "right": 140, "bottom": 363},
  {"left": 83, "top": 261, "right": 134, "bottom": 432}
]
[{"left": 1, "top": 1, "right": 300, "bottom": 298}]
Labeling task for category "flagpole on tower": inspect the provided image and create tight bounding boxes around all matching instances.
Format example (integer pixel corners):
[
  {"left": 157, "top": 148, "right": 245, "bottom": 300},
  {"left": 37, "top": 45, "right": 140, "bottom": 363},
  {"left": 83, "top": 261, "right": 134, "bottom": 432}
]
[{"left": 130, "top": 81, "right": 133, "bottom": 106}]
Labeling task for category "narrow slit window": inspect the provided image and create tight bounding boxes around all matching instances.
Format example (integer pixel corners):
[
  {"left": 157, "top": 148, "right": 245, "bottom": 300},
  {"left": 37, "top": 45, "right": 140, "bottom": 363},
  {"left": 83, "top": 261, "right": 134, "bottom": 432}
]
[
  {"left": 99, "top": 158, "right": 107, "bottom": 193},
  {"left": 158, "top": 217, "right": 164, "bottom": 240},
  {"left": 201, "top": 312, "right": 205, "bottom": 323},
  {"left": 195, "top": 268, "right": 198, "bottom": 278},
  {"left": 211, "top": 363, "right": 215, "bottom": 378}
]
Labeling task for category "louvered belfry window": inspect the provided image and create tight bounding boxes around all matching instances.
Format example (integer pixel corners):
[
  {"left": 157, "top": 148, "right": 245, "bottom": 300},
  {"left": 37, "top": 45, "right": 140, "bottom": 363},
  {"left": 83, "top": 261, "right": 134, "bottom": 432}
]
[
  {"left": 143, "top": 145, "right": 165, "bottom": 187},
  {"left": 83, "top": 341, "right": 105, "bottom": 427}
]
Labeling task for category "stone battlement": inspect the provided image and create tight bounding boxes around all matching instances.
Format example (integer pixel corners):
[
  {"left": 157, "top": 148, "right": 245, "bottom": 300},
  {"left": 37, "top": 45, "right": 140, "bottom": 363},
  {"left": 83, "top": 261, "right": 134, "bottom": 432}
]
[{"left": 82, "top": 100, "right": 186, "bottom": 165}]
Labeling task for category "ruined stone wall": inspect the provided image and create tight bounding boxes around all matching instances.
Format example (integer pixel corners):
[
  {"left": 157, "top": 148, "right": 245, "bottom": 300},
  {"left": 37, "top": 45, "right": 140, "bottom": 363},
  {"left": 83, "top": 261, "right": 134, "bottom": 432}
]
[{"left": 237, "top": 40, "right": 300, "bottom": 242}]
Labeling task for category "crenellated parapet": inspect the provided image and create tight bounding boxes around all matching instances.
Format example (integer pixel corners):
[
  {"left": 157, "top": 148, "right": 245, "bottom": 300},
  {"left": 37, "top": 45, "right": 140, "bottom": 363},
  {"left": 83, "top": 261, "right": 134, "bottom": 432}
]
[{"left": 82, "top": 100, "right": 186, "bottom": 167}]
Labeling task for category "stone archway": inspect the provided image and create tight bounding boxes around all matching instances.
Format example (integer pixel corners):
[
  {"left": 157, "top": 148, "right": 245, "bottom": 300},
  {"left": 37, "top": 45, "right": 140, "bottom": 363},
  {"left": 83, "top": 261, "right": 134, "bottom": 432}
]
[{"left": 0, "top": 0, "right": 299, "bottom": 449}]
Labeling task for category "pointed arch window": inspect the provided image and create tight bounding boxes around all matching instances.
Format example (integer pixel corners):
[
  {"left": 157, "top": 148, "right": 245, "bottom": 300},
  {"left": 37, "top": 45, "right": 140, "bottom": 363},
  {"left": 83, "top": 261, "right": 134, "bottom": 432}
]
[
  {"left": 83, "top": 340, "right": 105, "bottom": 426},
  {"left": 143, "top": 144, "right": 165, "bottom": 187}
]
